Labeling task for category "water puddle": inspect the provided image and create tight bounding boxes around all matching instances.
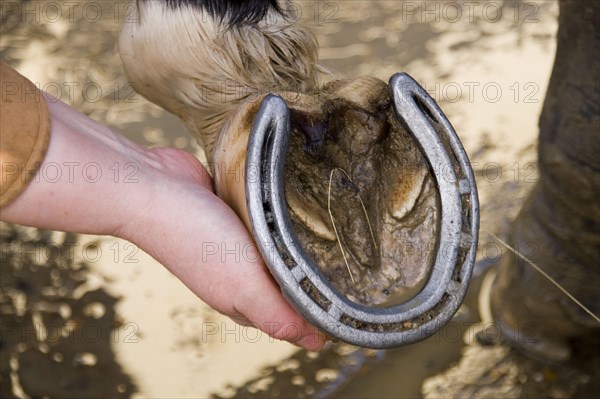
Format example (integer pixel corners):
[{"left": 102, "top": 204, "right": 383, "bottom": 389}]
[{"left": 5, "top": 2, "right": 593, "bottom": 398}]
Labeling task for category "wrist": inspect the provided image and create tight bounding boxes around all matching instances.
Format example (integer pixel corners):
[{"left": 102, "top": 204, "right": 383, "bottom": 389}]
[{"left": 114, "top": 147, "right": 214, "bottom": 245}]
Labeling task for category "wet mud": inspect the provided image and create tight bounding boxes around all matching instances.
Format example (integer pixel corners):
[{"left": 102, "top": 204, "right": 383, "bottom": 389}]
[
  {"left": 285, "top": 78, "right": 438, "bottom": 306},
  {"left": 1, "top": 0, "right": 598, "bottom": 398},
  {"left": 0, "top": 223, "right": 136, "bottom": 398}
]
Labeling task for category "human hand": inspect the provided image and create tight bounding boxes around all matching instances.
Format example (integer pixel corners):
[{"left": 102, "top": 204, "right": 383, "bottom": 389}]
[{"left": 1, "top": 97, "right": 326, "bottom": 350}]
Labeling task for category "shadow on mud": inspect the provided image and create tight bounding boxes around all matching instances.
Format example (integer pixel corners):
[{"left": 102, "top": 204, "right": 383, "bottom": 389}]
[{"left": 0, "top": 223, "right": 136, "bottom": 398}]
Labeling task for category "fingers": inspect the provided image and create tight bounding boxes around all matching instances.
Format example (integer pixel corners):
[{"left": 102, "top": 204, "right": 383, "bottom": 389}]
[
  {"left": 228, "top": 260, "right": 327, "bottom": 350},
  {"left": 184, "top": 201, "right": 326, "bottom": 350},
  {"left": 183, "top": 199, "right": 326, "bottom": 349}
]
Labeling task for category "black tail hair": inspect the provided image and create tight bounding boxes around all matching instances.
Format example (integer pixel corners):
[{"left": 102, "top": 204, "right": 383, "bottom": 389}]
[{"left": 157, "top": 0, "right": 282, "bottom": 26}]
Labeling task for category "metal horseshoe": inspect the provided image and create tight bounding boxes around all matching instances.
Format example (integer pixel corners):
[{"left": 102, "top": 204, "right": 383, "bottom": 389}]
[{"left": 245, "top": 72, "right": 480, "bottom": 348}]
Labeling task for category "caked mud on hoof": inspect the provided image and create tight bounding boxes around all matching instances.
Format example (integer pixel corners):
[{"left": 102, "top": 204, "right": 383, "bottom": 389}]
[{"left": 283, "top": 76, "right": 439, "bottom": 307}]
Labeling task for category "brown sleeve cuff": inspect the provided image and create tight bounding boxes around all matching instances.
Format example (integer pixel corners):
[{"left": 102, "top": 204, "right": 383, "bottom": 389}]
[{"left": 0, "top": 60, "right": 51, "bottom": 208}]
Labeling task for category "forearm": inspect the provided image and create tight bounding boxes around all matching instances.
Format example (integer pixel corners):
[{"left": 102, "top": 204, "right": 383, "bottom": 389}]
[{"left": 2, "top": 98, "right": 170, "bottom": 236}]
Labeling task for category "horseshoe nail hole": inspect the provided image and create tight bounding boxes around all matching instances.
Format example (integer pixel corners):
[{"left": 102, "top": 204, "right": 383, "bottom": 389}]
[
  {"left": 280, "top": 251, "right": 296, "bottom": 269},
  {"left": 340, "top": 314, "right": 403, "bottom": 332},
  {"left": 413, "top": 95, "right": 439, "bottom": 125},
  {"left": 461, "top": 195, "right": 472, "bottom": 229},
  {"left": 265, "top": 211, "right": 274, "bottom": 224},
  {"left": 300, "top": 278, "right": 331, "bottom": 311},
  {"left": 340, "top": 294, "right": 452, "bottom": 333},
  {"left": 453, "top": 244, "right": 470, "bottom": 284}
]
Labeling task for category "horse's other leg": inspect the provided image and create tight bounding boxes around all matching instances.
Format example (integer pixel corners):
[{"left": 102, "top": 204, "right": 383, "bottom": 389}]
[{"left": 490, "top": 0, "right": 600, "bottom": 362}]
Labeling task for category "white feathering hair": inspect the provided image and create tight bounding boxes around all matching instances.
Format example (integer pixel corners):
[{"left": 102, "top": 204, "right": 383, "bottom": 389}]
[{"left": 118, "top": 0, "right": 320, "bottom": 163}]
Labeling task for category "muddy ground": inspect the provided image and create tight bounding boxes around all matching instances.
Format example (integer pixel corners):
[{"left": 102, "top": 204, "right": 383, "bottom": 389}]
[{"left": 1, "top": 1, "right": 598, "bottom": 398}]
